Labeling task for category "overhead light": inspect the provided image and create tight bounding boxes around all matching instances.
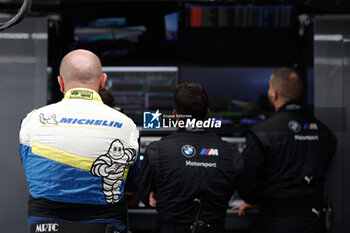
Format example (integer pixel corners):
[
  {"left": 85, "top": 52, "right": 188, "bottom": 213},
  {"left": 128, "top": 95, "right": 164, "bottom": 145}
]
[{"left": 314, "top": 34, "right": 343, "bottom": 42}]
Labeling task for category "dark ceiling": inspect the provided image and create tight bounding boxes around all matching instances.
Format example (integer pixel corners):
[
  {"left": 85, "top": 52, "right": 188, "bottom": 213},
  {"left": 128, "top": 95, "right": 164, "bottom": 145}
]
[{"left": 1, "top": 0, "right": 350, "bottom": 14}]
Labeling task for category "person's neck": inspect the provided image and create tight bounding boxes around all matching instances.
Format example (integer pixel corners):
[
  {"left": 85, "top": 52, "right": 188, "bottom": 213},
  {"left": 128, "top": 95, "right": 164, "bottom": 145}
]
[
  {"left": 64, "top": 85, "right": 98, "bottom": 94},
  {"left": 274, "top": 100, "right": 287, "bottom": 112}
]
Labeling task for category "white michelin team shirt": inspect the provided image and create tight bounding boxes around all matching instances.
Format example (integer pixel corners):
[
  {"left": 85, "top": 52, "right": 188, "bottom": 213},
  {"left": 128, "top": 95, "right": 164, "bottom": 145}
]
[{"left": 19, "top": 88, "right": 139, "bottom": 205}]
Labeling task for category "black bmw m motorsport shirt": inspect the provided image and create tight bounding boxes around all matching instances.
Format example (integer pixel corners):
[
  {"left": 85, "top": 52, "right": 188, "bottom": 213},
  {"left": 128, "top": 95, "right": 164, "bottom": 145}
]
[
  {"left": 238, "top": 102, "right": 337, "bottom": 210},
  {"left": 137, "top": 130, "right": 243, "bottom": 224}
]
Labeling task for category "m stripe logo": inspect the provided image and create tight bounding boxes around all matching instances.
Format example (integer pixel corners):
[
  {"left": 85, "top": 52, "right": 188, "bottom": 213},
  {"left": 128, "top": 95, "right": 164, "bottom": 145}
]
[{"left": 200, "top": 148, "right": 219, "bottom": 156}]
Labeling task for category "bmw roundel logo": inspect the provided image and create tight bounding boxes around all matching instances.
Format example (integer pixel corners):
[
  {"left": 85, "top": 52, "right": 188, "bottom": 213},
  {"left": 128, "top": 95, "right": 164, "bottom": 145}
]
[
  {"left": 288, "top": 120, "right": 301, "bottom": 133},
  {"left": 181, "top": 145, "right": 196, "bottom": 158}
]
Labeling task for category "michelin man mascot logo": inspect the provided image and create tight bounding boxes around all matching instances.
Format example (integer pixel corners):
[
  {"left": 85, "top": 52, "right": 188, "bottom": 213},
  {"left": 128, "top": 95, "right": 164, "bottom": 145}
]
[{"left": 90, "top": 139, "right": 137, "bottom": 204}]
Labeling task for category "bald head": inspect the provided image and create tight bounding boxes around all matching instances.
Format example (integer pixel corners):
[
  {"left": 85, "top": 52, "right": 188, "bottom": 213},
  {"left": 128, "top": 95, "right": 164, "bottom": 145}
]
[
  {"left": 58, "top": 49, "right": 106, "bottom": 93},
  {"left": 270, "top": 67, "right": 303, "bottom": 102}
]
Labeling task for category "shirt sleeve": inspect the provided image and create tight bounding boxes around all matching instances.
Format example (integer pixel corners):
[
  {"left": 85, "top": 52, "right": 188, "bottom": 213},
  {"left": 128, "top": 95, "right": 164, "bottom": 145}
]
[
  {"left": 19, "top": 110, "right": 36, "bottom": 146},
  {"left": 129, "top": 124, "right": 140, "bottom": 153},
  {"left": 19, "top": 110, "right": 36, "bottom": 163},
  {"left": 237, "top": 131, "right": 266, "bottom": 205},
  {"left": 231, "top": 143, "right": 244, "bottom": 187},
  {"left": 124, "top": 123, "right": 140, "bottom": 167},
  {"left": 136, "top": 142, "right": 158, "bottom": 207}
]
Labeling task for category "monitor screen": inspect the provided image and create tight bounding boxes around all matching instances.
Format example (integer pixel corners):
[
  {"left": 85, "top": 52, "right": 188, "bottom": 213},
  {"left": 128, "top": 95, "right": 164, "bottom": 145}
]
[
  {"left": 74, "top": 18, "right": 131, "bottom": 42},
  {"left": 180, "top": 67, "right": 277, "bottom": 131},
  {"left": 164, "top": 12, "right": 178, "bottom": 41},
  {"left": 66, "top": 2, "right": 181, "bottom": 64},
  {"left": 185, "top": 4, "right": 294, "bottom": 28},
  {"left": 103, "top": 66, "right": 178, "bottom": 126},
  {"left": 182, "top": 4, "right": 296, "bottom": 63}
]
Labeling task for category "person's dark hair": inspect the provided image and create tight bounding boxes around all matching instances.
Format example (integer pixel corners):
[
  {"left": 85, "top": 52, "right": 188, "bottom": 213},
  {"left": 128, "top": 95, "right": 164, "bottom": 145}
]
[
  {"left": 99, "top": 89, "right": 116, "bottom": 108},
  {"left": 271, "top": 67, "right": 303, "bottom": 102},
  {"left": 174, "top": 82, "right": 209, "bottom": 121}
]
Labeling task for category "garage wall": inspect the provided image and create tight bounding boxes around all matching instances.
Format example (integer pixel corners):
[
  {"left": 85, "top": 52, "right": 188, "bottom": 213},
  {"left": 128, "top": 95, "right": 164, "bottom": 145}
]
[
  {"left": 0, "top": 17, "right": 47, "bottom": 233},
  {"left": 314, "top": 15, "right": 350, "bottom": 233}
]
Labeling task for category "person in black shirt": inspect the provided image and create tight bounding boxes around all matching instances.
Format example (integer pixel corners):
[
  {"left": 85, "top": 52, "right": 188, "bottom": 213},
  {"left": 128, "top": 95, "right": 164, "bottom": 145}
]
[
  {"left": 236, "top": 67, "right": 337, "bottom": 233},
  {"left": 137, "top": 82, "right": 242, "bottom": 233}
]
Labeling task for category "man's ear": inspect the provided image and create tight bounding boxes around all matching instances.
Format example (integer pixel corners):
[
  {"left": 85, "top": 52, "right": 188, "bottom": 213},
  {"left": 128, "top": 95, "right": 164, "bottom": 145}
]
[
  {"left": 173, "top": 109, "right": 179, "bottom": 121},
  {"left": 99, "top": 73, "right": 107, "bottom": 90},
  {"left": 57, "top": 76, "right": 65, "bottom": 93},
  {"left": 270, "top": 90, "right": 278, "bottom": 102},
  {"left": 206, "top": 108, "right": 211, "bottom": 118},
  {"left": 273, "top": 91, "right": 279, "bottom": 102}
]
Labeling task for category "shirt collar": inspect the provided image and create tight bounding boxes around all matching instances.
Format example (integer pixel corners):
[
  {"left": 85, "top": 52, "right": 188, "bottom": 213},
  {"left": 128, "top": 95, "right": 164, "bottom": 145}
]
[
  {"left": 278, "top": 101, "right": 302, "bottom": 112},
  {"left": 62, "top": 88, "right": 103, "bottom": 103},
  {"left": 180, "top": 127, "right": 205, "bottom": 132}
]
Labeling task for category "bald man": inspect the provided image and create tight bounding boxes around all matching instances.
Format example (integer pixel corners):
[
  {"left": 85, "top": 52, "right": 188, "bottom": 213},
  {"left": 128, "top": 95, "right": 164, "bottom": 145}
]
[
  {"left": 19, "top": 49, "right": 139, "bottom": 233},
  {"left": 235, "top": 68, "right": 336, "bottom": 233}
]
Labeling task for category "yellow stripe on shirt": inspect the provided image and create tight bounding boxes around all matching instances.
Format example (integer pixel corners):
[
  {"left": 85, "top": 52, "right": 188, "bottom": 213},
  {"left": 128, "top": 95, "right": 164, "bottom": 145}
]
[
  {"left": 32, "top": 142, "right": 94, "bottom": 171},
  {"left": 123, "top": 168, "right": 129, "bottom": 180}
]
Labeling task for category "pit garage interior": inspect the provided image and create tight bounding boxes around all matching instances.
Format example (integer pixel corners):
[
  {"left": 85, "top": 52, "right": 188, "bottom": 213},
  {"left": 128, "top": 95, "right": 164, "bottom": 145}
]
[{"left": 0, "top": 0, "right": 349, "bottom": 233}]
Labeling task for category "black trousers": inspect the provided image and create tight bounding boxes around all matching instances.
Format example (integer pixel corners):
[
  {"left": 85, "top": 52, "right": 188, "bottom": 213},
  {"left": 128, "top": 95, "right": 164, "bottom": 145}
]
[
  {"left": 159, "top": 222, "right": 225, "bottom": 233},
  {"left": 251, "top": 214, "right": 325, "bottom": 233}
]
